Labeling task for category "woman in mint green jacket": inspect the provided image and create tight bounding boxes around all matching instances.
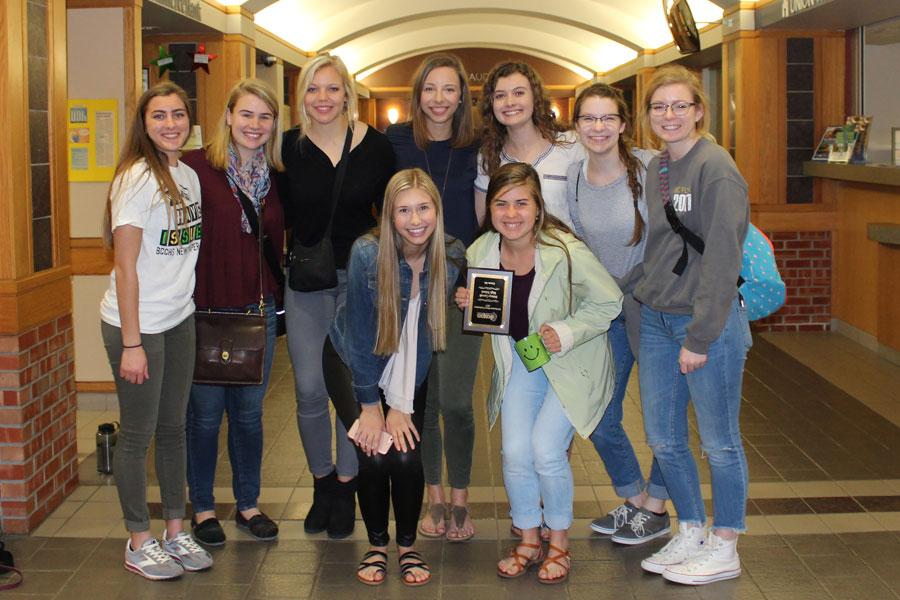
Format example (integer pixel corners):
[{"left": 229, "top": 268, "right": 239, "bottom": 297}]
[{"left": 455, "top": 162, "right": 621, "bottom": 584}]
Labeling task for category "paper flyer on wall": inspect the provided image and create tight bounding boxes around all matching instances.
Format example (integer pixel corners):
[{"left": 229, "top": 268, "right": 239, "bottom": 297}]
[{"left": 67, "top": 99, "right": 118, "bottom": 181}]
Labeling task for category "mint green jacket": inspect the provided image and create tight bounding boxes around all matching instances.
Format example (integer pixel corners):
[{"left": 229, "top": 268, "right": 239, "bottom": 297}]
[{"left": 466, "top": 230, "right": 623, "bottom": 438}]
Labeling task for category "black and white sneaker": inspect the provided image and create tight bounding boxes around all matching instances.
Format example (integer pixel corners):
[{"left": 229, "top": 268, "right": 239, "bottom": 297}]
[{"left": 589, "top": 501, "right": 639, "bottom": 535}]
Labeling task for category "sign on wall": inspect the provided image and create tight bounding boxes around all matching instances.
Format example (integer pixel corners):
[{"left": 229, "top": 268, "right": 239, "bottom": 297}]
[{"left": 67, "top": 99, "right": 118, "bottom": 182}]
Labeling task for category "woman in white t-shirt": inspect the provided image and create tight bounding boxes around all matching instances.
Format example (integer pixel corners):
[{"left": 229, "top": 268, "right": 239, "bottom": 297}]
[
  {"left": 474, "top": 61, "right": 584, "bottom": 229},
  {"left": 99, "top": 81, "right": 211, "bottom": 581}
]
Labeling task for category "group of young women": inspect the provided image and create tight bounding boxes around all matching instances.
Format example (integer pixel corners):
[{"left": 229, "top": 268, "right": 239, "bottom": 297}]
[{"left": 100, "top": 47, "right": 751, "bottom": 588}]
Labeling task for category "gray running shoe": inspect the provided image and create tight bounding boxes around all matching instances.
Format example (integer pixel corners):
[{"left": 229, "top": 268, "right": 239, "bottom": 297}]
[
  {"left": 124, "top": 537, "right": 184, "bottom": 580},
  {"left": 162, "top": 530, "right": 214, "bottom": 571},
  {"left": 611, "top": 508, "right": 671, "bottom": 545},
  {"left": 590, "top": 501, "right": 639, "bottom": 535}
]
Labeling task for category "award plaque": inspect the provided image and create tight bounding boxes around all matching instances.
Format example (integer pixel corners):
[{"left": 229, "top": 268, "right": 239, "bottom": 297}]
[{"left": 463, "top": 267, "right": 513, "bottom": 334}]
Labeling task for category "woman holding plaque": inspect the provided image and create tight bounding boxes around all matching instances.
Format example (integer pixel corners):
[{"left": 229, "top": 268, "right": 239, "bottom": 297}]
[
  {"left": 474, "top": 61, "right": 584, "bottom": 227},
  {"left": 385, "top": 53, "right": 480, "bottom": 541},
  {"left": 456, "top": 162, "right": 621, "bottom": 583},
  {"left": 565, "top": 83, "right": 671, "bottom": 545},
  {"left": 323, "top": 168, "right": 466, "bottom": 586},
  {"left": 634, "top": 65, "right": 750, "bottom": 586},
  {"left": 278, "top": 52, "right": 395, "bottom": 540}
]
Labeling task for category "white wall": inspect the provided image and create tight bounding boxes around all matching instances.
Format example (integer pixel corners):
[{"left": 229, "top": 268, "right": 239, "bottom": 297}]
[
  {"left": 67, "top": 8, "right": 126, "bottom": 385},
  {"left": 863, "top": 41, "right": 900, "bottom": 163}
]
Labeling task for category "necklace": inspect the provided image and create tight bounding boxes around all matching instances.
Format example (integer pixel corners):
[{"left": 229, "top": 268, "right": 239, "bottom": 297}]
[{"left": 423, "top": 144, "right": 453, "bottom": 200}]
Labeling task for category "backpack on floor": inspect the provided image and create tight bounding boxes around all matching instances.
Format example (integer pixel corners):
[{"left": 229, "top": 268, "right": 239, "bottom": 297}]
[{"left": 659, "top": 152, "right": 786, "bottom": 321}]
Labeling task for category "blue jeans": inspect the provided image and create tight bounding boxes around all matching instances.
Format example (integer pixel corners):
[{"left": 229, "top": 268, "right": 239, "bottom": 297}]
[
  {"left": 639, "top": 297, "right": 752, "bottom": 531},
  {"left": 589, "top": 313, "right": 667, "bottom": 500},
  {"left": 500, "top": 338, "right": 576, "bottom": 531},
  {"left": 285, "top": 269, "right": 357, "bottom": 479},
  {"left": 186, "top": 300, "right": 277, "bottom": 513}
]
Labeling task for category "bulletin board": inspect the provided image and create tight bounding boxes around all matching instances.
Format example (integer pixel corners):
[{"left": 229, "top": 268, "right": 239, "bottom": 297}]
[{"left": 67, "top": 99, "right": 118, "bottom": 182}]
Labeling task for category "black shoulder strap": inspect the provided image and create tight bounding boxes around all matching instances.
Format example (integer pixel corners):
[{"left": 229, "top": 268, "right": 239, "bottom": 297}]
[
  {"left": 235, "top": 187, "right": 284, "bottom": 289},
  {"left": 659, "top": 152, "right": 705, "bottom": 276}
]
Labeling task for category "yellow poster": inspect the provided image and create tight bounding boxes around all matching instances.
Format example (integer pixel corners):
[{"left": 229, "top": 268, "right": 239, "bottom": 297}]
[{"left": 67, "top": 99, "right": 118, "bottom": 182}]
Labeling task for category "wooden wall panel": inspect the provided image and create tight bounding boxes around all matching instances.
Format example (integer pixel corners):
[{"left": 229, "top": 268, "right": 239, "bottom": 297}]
[
  {"left": 830, "top": 181, "right": 900, "bottom": 343},
  {"left": 71, "top": 238, "right": 113, "bottom": 275},
  {"left": 0, "top": 268, "right": 72, "bottom": 334}
]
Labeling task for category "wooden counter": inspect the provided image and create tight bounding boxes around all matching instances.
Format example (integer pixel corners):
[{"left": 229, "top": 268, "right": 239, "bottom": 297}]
[{"left": 804, "top": 161, "right": 900, "bottom": 187}]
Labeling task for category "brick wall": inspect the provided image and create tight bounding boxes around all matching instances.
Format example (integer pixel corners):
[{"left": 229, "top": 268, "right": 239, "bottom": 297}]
[
  {"left": 753, "top": 231, "right": 831, "bottom": 332},
  {"left": 0, "top": 314, "right": 78, "bottom": 534}
]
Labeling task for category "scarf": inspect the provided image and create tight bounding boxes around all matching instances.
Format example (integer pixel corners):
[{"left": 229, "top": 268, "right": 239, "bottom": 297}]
[{"left": 226, "top": 145, "right": 271, "bottom": 234}]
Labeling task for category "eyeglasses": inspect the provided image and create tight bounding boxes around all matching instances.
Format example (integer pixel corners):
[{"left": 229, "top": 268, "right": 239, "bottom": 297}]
[
  {"left": 576, "top": 114, "right": 621, "bottom": 126},
  {"left": 649, "top": 102, "right": 696, "bottom": 116}
]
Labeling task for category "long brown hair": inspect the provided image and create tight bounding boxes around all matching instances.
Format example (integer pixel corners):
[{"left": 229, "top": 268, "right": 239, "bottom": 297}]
[
  {"left": 102, "top": 81, "right": 191, "bottom": 248},
  {"left": 574, "top": 83, "right": 645, "bottom": 246},
  {"left": 206, "top": 78, "right": 284, "bottom": 172},
  {"left": 481, "top": 162, "right": 576, "bottom": 314},
  {"left": 478, "top": 61, "right": 569, "bottom": 176},
  {"left": 408, "top": 53, "right": 475, "bottom": 150},
  {"left": 372, "top": 168, "right": 449, "bottom": 356}
]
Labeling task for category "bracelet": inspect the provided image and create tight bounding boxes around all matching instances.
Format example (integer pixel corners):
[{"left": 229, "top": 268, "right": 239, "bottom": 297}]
[{"left": 123, "top": 343, "right": 142, "bottom": 349}]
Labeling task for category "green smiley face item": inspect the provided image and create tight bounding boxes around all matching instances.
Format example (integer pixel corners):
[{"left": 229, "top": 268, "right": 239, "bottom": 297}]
[{"left": 514, "top": 332, "right": 551, "bottom": 372}]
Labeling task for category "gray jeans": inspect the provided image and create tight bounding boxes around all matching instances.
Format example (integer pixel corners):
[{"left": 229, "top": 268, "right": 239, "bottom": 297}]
[
  {"left": 422, "top": 306, "right": 482, "bottom": 489},
  {"left": 101, "top": 316, "right": 194, "bottom": 533},
  {"left": 284, "top": 269, "right": 358, "bottom": 479}
]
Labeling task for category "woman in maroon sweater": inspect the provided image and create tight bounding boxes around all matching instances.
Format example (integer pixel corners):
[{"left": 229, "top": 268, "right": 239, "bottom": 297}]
[{"left": 181, "top": 79, "right": 284, "bottom": 546}]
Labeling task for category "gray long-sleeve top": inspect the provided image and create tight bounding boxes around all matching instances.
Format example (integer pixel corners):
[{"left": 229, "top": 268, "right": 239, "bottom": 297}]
[{"left": 633, "top": 137, "right": 749, "bottom": 354}]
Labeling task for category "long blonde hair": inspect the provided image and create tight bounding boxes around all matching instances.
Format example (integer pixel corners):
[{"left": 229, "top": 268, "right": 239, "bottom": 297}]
[
  {"left": 205, "top": 79, "right": 284, "bottom": 172},
  {"left": 294, "top": 53, "right": 357, "bottom": 139},
  {"left": 102, "top": 81, "right": 191, "bottom": 248},
  {"left": 373, "top": 168, "right": 449, "bottom": 356},
  {"left": 408, "top": 53, "right": 475, "bottom": 150}
]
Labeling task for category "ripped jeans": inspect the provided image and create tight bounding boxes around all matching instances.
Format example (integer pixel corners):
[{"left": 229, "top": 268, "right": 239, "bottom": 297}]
[{"left": 638, "top": 297, "right": 752, "bottom": 532}]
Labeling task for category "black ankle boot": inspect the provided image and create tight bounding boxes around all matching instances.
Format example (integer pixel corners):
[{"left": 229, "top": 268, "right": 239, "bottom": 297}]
[
  {"left": 327, "top": 476, "right": 357, "bottom": 539},
  {"left": 304, "top": 470, "right": 337, "bottom": 533}
]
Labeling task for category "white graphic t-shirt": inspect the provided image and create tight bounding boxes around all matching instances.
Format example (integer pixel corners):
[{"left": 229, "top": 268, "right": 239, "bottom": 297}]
[{"left": 100, "top": 160, "right": 202, "bottom": 333}]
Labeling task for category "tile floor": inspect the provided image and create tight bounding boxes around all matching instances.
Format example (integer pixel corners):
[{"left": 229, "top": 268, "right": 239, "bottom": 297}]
[{"left": 2, "top": 331, "right": 899, "bottom": 598}]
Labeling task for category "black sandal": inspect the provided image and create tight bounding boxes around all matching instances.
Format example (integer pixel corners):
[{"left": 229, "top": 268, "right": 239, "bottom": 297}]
[
  {"left": 357, "top": 550, "right": 387, "bottom": 586},
  {"left": 399, "top": 550, "right": 431, "bottom": 587}
]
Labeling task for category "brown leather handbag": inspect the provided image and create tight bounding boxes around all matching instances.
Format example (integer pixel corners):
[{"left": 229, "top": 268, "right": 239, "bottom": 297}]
[{"left": 193, "top": 192, "right": 268, "bottom": 386}]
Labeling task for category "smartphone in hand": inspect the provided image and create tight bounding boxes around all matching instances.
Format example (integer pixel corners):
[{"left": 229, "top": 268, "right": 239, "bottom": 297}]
[{"left": 347, "top": 419, "right": 394, "bottom": 454}]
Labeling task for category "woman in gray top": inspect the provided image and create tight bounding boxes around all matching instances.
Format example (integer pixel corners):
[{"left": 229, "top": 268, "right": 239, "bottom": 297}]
[{"left": 566, "top": 84, "right": 670, "bottom": 546}]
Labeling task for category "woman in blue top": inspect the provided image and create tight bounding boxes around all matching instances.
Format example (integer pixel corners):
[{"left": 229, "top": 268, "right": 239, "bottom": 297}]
[
  {"left": 323, "top": 169, "right": 466, "bottom": 586},
  {"left": 566, "top": 83, "right": 670, "bottom": 545},
  {"left": 385, "top": 52, "right": 480, "bottom": 541}
]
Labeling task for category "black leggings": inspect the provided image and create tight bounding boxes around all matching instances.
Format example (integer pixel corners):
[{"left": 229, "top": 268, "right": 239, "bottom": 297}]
[{"left": 323, "top": 337, "right": 426, "bottom": 547}]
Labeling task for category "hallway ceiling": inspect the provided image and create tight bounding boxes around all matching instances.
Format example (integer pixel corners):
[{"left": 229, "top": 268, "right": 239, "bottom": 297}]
[{"left": 249, "top": 0, "right": 729, "bottom": 78}]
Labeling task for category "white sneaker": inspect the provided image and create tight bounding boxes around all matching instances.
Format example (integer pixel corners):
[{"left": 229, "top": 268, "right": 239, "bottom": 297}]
[
  {"left": 663, "top": 531, "right": 741, "bottom": 585},
  {"left": 640, "top": 521, "right": 707, "bottom": 574},
  {"left": 124, "top": 537, "right": 184, "bottom": 580}
]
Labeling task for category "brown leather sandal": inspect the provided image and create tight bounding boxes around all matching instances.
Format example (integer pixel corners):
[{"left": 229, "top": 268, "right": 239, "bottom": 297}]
[
  {"left": 497, "top": 542, "right": 544, "bottom": 579},
  {"left": 538, "top": 544, "right": 570, "bottom": 585},
  {"left": 417, "top": 503, "right": 448, "bottom": 538}
]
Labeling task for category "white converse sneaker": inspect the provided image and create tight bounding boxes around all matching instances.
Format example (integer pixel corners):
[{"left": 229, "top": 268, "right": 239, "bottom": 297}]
[
  {"left": 640, "top": 521, "right": 707, "bottom": 574},
  {"left": 662, "top": 531, "right": 741, "bottom": 585}
]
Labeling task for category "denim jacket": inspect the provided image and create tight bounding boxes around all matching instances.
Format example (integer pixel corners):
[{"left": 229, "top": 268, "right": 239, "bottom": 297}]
[{"left": 329, "top": 233, "right": 466, "bottom": 406}]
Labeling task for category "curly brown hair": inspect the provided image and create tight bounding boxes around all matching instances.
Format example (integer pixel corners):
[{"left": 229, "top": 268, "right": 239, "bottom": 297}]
[{"left": 477, "top": 61, "right": 569, "bottom": 176}]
